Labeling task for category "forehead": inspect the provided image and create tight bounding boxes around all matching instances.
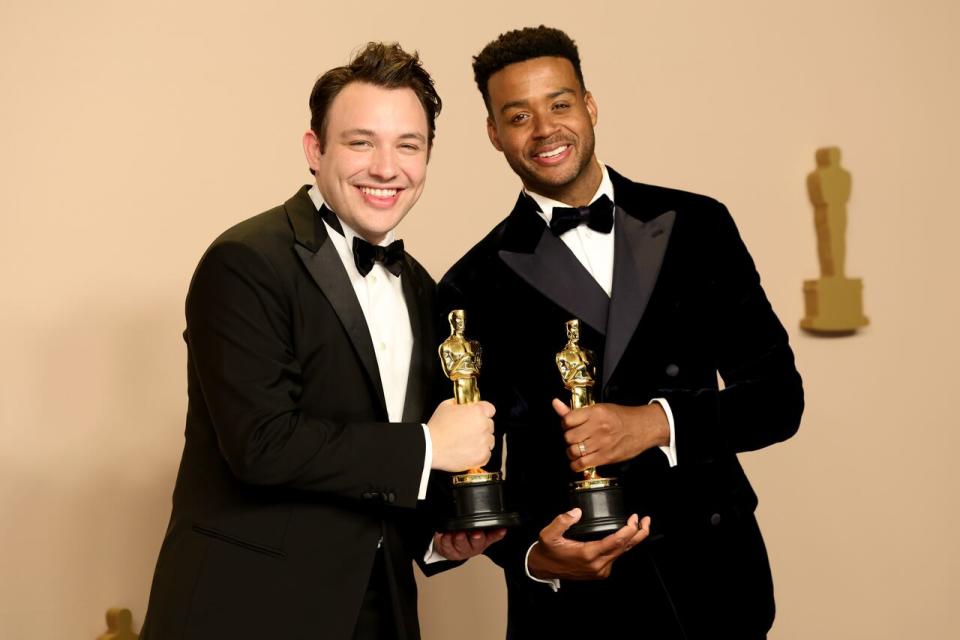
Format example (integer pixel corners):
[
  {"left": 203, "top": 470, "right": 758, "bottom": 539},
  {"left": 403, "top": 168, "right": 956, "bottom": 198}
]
[
  {"left": 325, "top": 81, "right": 428, "bottom": 135},
  {"left": 486, "top": 56, "right": 580, "bottom": 107}
]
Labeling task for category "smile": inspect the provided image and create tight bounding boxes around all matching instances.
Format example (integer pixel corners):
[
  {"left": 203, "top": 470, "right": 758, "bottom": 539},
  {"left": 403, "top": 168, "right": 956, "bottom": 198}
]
[
  {"left": 535, "top": 145, "right": 569, "bottom": 158},
  {"left": 358, "top": 186, "right": 400, "bottom": 197}
]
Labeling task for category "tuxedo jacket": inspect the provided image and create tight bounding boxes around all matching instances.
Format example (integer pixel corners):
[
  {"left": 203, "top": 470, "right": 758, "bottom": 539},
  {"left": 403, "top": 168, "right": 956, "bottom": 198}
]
[
  {"left": 439, "top": 167, "right": 804, "bottom": 639},
  {"left": 142, "top": 186, "right": 445, "bottom": 640}
]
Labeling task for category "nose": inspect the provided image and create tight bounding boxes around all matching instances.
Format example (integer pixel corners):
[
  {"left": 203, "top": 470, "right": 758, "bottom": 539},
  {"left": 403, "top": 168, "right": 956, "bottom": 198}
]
[
  {"left": 532, "top": 112, "right": 560, "bottom": 140},
  {"left": 369, "top": 146, "right": 399, "bottom": 180}
]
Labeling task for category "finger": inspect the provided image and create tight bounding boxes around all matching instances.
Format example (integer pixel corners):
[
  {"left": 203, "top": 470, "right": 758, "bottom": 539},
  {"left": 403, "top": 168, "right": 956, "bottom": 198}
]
[
  {"left": 540, "top": 508, "right": 582, "bottom": 544},
  {"left": 566, "top": 439, "right": 592, "bottom": 461},
  {"left": 590, "top": 517, "right": 645, "bottom": 558},
  {"left": 434, "top": 533, "right": 455, "bottom": 558},
  {"left": 563, "top": 423, "right": 597, "bottom": 445},
  {"left": 551, "top": 398, "right": 572, "bottom": 417},
  {"left": 478, "top": 400, "right": 496, "bottom": 418},
  {"left": 451, "top": 532, "right": 473, "bottom": 557},
  {"left": 559, "top": 406, "right": 591, "bottom": 430},
  {"left": 570, "top": 452, "right": 603, "bottom": 474}
]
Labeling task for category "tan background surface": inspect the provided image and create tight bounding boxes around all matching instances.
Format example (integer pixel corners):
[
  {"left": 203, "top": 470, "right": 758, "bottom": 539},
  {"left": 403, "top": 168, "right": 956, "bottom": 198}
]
[{"left": 2, "top": 1, "right": 958, "bottom": 638}]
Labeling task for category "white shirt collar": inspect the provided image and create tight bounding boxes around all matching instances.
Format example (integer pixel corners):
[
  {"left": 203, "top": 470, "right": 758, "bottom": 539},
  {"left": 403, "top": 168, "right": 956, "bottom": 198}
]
[{"left": 524, "top": 161, "right": 614, "bottom": 225}]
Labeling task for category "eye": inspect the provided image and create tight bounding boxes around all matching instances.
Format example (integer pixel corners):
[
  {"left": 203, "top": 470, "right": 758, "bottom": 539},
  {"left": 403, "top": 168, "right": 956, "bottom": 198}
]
[
  {"left": 509, "top": 112, "right": 529, "bottom": 124},
  {"left": 349, "top": 140, "right": 373, "bottom": 148},
  {"left": 399, "top": 143, "right": 422, "bottom": 153},
  {"left": 552, "top": 102, "right": 570, "bottom": 111}
]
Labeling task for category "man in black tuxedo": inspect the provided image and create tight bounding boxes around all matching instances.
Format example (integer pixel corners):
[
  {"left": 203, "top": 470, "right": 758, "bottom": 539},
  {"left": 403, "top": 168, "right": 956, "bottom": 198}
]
[
  {"left": 142, "top": 43, "right": 503, "bottom": 640},
  {"left": 439, "top": 27, "right": 804, "bottom": 639}
]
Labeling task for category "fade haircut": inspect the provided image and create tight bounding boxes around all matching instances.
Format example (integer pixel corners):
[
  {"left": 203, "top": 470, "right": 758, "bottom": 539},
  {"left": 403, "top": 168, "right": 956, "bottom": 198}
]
[
  {"left": 308, "top": 42, "right": 442, "bottom": 158},
  {"left": 472, "top": 26, "right": 585, "bottom": 112}
]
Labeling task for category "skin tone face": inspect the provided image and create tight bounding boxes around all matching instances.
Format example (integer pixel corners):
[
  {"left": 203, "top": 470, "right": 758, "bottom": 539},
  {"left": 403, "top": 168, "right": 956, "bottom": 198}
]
[
  {"left": 303, "top": 82, "right": 429, "bottom": 244},
  {"left": 485, "top": 56, "right": 602, "bottom": 207}
]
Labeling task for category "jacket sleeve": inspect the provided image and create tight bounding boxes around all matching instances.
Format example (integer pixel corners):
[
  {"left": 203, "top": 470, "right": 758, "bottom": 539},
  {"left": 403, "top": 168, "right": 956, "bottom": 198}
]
[
  {"left": 185, "top": 239, "right": 425, "bottom": 507},
  {"left": 660, "top": 202, "right": 804, "bottom": 464}
]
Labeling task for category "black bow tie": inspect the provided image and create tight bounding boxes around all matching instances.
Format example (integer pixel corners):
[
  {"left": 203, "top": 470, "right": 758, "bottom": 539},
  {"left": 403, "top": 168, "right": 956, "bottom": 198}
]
[
  {"left": 318, "top": 204, "right": 404, "bottom": 277},
  {"left": 549, "top": 194, "right": 615, "bottom": 236},
  {"left": 352, "top": 236, "right": 404, "bottom": 277}
]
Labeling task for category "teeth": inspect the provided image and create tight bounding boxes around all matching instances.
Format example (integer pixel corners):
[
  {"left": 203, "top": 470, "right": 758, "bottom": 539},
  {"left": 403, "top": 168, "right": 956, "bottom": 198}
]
[
  {"left": 360, "top": 187, "right": 398, "bottom": 197},
  {"left": 537, "top": 145, "right": 568, "bottom": 158}
]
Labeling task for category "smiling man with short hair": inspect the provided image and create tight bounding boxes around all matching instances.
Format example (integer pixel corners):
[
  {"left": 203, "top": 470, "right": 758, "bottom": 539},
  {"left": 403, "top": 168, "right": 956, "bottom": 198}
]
[{"left": 141, "top": 42, "right": 502, "bottom": 640}]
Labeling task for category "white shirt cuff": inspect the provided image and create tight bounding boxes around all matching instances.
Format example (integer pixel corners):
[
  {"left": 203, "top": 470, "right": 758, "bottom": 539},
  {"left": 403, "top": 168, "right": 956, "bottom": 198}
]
[
  {"left": 418, "top": 423, "right": 432, "bottom": 500},
  {"left": 423, "top": 536, "right": 447, "bottom": 564},
  {"left": 525, "top": 541, "right": 559, "bottom": 591},
  {"left": 650, "top": 398, "right": 677, "bottom": 468}
]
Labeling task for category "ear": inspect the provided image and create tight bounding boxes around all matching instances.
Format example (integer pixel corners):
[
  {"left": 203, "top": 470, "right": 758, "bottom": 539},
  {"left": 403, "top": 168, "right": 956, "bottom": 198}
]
[
  {"left": 302, "top": 130, "right": 322, "bottom": 173},
  {"left": 486, "top": 116, "right": 503, "bottom": 152},
  {"left": 584, "top": 91, "right": 598, "bottom": 127}
]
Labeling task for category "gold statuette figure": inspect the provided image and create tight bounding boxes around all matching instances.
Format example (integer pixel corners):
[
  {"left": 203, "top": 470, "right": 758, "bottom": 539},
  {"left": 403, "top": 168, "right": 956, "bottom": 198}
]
[
  {"left": 437, "top": 310, "right": 519, "bottom": 530},
  {"left": 556, "top": 319, "right": 614, "bottom": 489},
  {"left": 439, "top": 309, "right": 497, "bottom": 484}
]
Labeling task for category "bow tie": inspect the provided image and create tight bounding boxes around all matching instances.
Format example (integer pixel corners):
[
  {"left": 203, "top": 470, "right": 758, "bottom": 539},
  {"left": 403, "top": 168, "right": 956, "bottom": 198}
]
[
  {"left": 352, "top": 236, "right": 404, "bottom": 277},
  {"left": 318, "top": 204, "right": 404, "bottom": 277},
  {"left": 548, "top": 194, "right": 615, "bottom": 236}
]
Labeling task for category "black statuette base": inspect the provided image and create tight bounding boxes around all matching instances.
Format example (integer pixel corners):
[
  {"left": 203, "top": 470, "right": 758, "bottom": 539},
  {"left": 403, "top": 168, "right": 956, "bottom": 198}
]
[
  {"left": 439, "top": 479, "right": 520, "bottom": 532},
  {"left": 566, "top": 484, "right": 627, "bottom": 541}
]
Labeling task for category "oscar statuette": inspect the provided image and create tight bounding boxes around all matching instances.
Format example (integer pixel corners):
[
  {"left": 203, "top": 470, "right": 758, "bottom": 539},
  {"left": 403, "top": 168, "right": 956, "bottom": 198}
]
[
  {"left": 437, "top": 310, "right": 519, "bottom": 531},
  {"left": 556, "top": 319, "right": 628, "bottom": 540}
]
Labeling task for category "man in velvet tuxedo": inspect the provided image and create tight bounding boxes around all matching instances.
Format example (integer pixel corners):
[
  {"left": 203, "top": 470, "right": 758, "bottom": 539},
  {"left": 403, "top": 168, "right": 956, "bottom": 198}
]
[
  {"left": 141, "top": 43, "right": 503, "bottom": 640},
  {"left": 439, "top": 27, "right": 804, "bottom": 639}
]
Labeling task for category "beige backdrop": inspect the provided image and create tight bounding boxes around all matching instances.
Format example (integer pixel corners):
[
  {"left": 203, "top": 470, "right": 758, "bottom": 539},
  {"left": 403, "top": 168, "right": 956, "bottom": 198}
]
[{"left": 2, "top": 1, "right": 958, "bottom": 638}]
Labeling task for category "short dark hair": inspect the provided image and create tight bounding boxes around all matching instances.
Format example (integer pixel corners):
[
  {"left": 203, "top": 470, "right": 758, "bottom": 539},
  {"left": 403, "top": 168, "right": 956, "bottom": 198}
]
[
  {"left": 472, "top": 26, "right": 585, "bottom": 112},
  {"left": 309, "top": 42, "right": 441, "bottom": 155}
]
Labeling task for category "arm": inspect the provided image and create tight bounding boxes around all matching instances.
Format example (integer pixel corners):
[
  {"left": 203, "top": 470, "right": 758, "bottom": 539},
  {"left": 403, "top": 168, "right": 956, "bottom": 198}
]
[{"left": 187, "top": 241, "right": 493, "bottom": 506}]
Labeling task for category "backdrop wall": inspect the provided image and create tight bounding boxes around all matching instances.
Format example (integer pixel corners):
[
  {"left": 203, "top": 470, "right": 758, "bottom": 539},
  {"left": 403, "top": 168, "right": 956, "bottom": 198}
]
[{"left": 2, "top": 1, "right": 957, "bottom": 638}]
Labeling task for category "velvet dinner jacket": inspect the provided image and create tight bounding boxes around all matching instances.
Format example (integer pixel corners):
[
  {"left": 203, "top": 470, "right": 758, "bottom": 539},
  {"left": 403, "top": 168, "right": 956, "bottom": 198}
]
[
  {"left": 438, "top": 167, "right": 804, "bottom": 638},
  {"left": 142, "top": 186, "right": 443, "bottom": 640}
]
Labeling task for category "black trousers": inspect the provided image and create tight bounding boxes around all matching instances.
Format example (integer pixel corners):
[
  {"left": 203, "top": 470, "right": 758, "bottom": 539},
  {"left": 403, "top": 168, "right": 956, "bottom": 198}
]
[{"left": 351, "top": 547, "right": 396, "bottom": 640}]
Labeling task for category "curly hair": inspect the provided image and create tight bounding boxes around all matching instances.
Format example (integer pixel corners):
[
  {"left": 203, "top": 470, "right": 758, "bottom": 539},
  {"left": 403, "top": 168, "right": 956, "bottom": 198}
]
[
  {"left": 309, "top": 42, "right": 441, "bottom": 154},
  {"left": 472, "top": 26, "right": 585, "bottom": 112}
]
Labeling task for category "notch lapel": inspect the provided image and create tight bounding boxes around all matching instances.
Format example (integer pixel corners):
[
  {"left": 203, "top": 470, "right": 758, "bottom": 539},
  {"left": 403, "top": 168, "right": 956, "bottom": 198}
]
[{"left": 602, "top": 206, "right": 675, "bottom": 388}]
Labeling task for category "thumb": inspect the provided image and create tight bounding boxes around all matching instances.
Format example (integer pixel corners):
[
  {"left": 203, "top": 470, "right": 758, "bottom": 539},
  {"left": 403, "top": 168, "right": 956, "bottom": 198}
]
[
  {"left": 542, "top": 507, "right": 582, "bottom": 542},
  {"left": 552, "top": 398, "right": 572, "bottom": 417}
]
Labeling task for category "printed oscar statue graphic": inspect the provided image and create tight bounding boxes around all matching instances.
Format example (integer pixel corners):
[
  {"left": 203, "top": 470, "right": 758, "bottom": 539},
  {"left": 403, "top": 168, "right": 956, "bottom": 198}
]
[
  {"left": 556, "top": 319, "right": 628, "bottom": 540},
  {"left": 801, "top": 146, "right": 869, "bottom": 334},
  {"left": 437, "top": 309, "right": 519, "bottom": 531}
]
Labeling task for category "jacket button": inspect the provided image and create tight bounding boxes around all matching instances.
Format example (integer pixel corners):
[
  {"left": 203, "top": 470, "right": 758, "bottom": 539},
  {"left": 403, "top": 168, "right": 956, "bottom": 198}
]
[
  {"left": 665, "top": 364, "right": 680, "bottom": 377},
  {"left": 710, "top": 512, "right": 722, "bottom": 526},
  {"left": 362, "top": 491, "right": 377, "bottom": 501},
  {"left": 385, "top": 492, "right": 396, "bottom": 504}
]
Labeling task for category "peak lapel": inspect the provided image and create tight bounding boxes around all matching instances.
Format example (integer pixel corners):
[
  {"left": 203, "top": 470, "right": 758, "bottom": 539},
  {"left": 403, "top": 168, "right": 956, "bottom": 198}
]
[
  {"left": 497, "top": 195, "right": 609, "bottom": 335},
  {"left": 602, "top": 206, "right": 676, "bottom": 388},
  {"left": 286, "top": 190, "right": 387, "bottom": 415}
]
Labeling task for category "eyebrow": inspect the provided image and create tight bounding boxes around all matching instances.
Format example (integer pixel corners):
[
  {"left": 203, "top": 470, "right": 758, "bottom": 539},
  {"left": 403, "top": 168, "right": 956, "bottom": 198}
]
[
  {"left": 499, "top": 87, "right": 577, "bottom": 114},
  {"left": 341, "top": 128, "right": 426, "bottom": 143}
]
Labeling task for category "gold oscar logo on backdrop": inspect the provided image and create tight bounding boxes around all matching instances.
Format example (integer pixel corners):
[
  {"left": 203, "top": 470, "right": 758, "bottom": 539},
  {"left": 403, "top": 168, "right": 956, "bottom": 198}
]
[{"left": 801, "top": 147, "right": 869, "bottom": 334}]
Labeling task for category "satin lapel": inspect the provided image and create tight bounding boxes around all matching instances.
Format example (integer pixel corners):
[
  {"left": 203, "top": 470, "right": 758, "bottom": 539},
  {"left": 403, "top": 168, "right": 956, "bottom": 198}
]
[
  {"left": 602, "top": 206, "right": 676, "bottom": 388},
  {"left": 498, "top": 228, "right": 609, "bottom": 336},
  {"left": 400, "top": 258, "right": 426, "bottom": 423},
  {"left": 294, "top": 238, "right": 387, "bottom": 416}
]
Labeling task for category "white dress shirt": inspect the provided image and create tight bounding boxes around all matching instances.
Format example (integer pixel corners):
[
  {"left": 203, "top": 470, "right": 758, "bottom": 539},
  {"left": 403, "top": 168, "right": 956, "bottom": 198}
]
[
  {"left": 308, "top": 186, "right": 432, "bottom": 500},
  {"left": 522, "top": 163, "right": 678, "bottom": 591}
]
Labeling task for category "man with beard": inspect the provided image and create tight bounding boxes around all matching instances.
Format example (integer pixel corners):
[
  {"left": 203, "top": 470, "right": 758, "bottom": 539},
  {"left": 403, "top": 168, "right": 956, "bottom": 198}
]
[{"left": 440, "top": 26, "right": 803, "bottom": 639}]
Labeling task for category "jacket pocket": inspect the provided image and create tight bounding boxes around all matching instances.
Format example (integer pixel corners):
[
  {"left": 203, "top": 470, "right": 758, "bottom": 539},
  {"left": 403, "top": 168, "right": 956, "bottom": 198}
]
[{"left": 191, "top": 524, "right": 287, "bottom": 559}]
